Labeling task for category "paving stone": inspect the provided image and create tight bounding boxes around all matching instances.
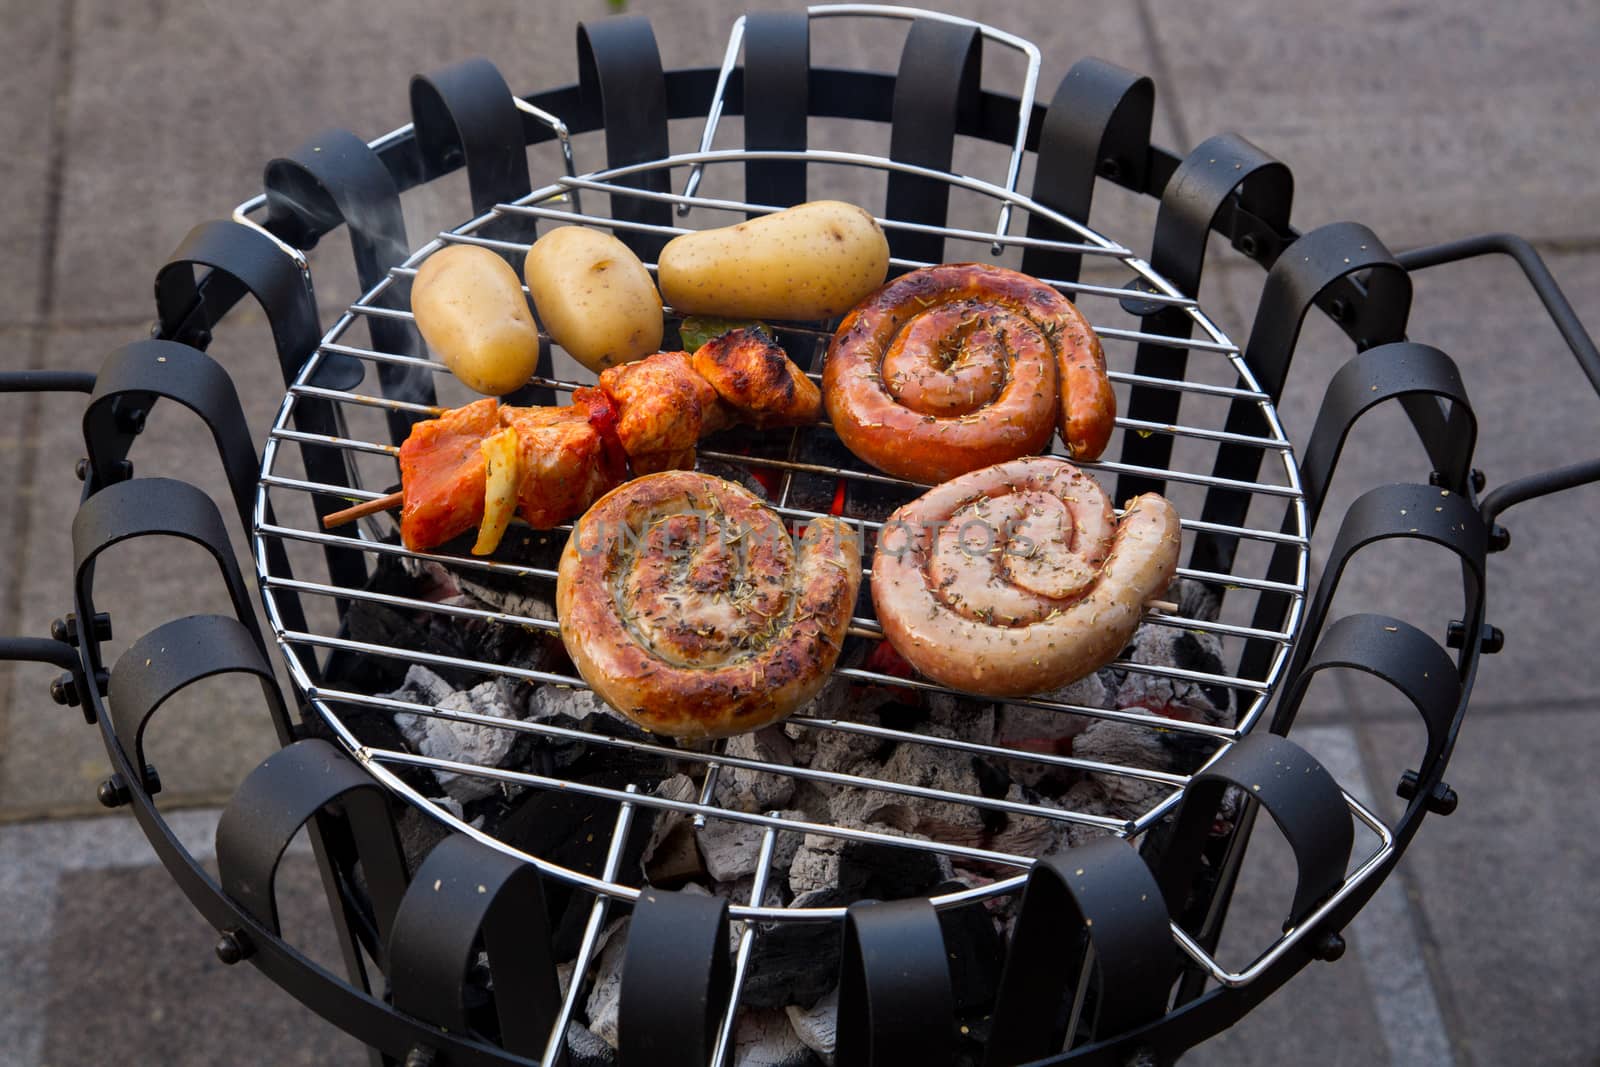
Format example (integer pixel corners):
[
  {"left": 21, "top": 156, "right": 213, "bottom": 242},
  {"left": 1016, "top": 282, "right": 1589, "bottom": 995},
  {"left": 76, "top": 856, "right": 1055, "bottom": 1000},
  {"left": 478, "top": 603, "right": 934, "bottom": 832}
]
[
  {"left": 1142, "top": 0, "right": 1600, "bottom": 248},
  {"left": 0, "top": 4, "right": 65, "bottom": 325},
  {"left": 1361, "top": 707, "right": 1600, "bottom": 1067},
  {"left": 1, "top": 809, "right": 353, "bottom": 1065}
]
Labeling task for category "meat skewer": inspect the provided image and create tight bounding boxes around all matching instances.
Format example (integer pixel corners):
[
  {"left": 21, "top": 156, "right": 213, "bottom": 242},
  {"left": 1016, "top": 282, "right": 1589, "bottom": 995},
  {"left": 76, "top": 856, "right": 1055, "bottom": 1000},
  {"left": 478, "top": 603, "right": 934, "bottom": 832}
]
[{"left": 321, "top": 329, "right": 821, "bottom": 553}]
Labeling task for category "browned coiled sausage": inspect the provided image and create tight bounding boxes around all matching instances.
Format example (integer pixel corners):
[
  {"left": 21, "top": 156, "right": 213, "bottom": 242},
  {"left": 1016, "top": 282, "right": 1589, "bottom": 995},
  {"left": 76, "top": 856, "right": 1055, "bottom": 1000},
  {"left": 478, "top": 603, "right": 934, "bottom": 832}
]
[
  {"left": 556, "top": 471, "right": 862, "bottom": 739},
  {"left": 823, "top": 264, "right": 1115, "bottom": 483},
  {"left": 870, "top": 457, "right": 1179, "bottom": 696}
]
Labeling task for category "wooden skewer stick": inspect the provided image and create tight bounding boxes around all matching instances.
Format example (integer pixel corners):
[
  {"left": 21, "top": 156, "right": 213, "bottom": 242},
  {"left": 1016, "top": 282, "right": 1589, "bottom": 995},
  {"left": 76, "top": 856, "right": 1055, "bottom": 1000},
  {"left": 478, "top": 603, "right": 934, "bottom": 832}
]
[
  {"left": 323, "top": 491, "right": 403, "bottom": 529},
  {"left": 1143, "top": 598, "right": 1180, "bottom": 613}
]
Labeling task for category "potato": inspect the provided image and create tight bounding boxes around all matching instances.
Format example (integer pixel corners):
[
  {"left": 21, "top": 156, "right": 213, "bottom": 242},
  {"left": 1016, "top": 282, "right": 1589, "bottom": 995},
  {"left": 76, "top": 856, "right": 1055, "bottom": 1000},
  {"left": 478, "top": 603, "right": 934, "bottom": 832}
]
[
  {"left": 411, "top": 244, "right": 541, "bottom": 396},
  {"left": 657, "top": 200, "right": 889, "bottom": 321},
  {"left": 523, "top": 226, "right": 663, "bottom": 373}
]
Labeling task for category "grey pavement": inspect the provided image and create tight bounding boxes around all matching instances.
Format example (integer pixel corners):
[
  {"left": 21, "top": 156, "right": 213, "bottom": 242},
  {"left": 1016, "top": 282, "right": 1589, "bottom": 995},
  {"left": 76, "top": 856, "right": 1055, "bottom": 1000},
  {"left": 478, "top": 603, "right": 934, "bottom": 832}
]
[{"left": 2, "top": 1, "right": 1598, "bottom": 1064}]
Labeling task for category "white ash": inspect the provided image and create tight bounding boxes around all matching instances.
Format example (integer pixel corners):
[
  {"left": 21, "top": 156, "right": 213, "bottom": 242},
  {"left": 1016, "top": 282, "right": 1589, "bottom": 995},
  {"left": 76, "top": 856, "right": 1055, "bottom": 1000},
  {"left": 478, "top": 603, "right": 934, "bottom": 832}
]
[
  {"left": 714, "top": 728, "right": 798, "bottom": 813},
  {"left": 733, "top": 1007, "right": 817, "bottom": 1067},
  {"left": 698, "top": 812, "right": 807, "bottom": 884},
  {"left": 641, "top": 774, "right": 705, "bottom": 884},
  {"left": 582, "top": 916, "right": 631, "bottom": 1049},
  {"left": 786, "top": 985, "right": 838, "bottom": 1065},
  {"left": 389, "top": 666, "right": 527, "bottom": 802},
  {"left": 454, "top": 570, "right": 559, "bottom": 623},
  {"left": 527, "top": 684, "right": 636, "bottom": 731},
  {"left": 875, "top": 727, "right": 988, "bottom": 846},
  {"left": 924, "top": 692, "right": 996, "bottom": 747}
]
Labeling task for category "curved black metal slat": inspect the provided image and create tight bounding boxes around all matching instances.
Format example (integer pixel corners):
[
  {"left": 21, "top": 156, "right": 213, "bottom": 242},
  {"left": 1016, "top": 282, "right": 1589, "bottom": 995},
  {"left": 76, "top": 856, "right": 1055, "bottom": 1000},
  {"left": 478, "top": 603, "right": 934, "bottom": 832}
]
[
  {"left": 1236, "top": 340, "right": 1478, "bottom": 683},
  {"left": 265, "top": 127, "right": 432, "bottom": 441},
  {"left": 153, "top": 219, "right": 367, "bottom": 592},
  {"left": 1298, "top": 342, "right": 1476, "bottom": 524},
  {"left": 216, "top": 738, "right": 409, "bottom": 948},
  {"left": 71, "top": 657, "right": 541, "bottom": 1067},
  {"left": 836, "top": 897, "right": 955, "bottom": 1067},
  {"left": 1023, "top": 58, "right": 1154, "bottom": 285},
  {"left": 985, "top": 838, "right": 1173, "bottom": 1065},
  {"left": 577, "top": 17, "right": 673, "bottom": 262},
  {"left": 1192, "top": 222, "right": 1413, "bottom": 584},
  {"left": 1274, "top": 613, "right": 1460, "bottom": 781},
  {"left": 1116, "top": 134, "right": 1291, "bottom": 502},
  {"left": 107, "top": 614, "right": 287, "bottom": 776},
  {"left": 1157, "top": 733, "right": 1354, "bottom": 929},
  {"left": 411, "top": 57, "right": 532, "bottom": 217},
  {"left": 1289, "top": 482, "right": 1488, "bottom": 692},
  {"left": 884, "top": 18, "right": 982, "bottom": 266},
  {"left": 82, "top": 340, "right": 311, "bottom": 638},
  {"left": 388, "top": 835, "right": 561, "bottom": 1058},
  {"left": 743, "top": 11, "right": 811, "bottom": 210},
  {"left": 619, "top": 889, "right": 732, "bottom": 1067},
  {"left": 70, "top": 476, "right": 266, "bottom": 678}
]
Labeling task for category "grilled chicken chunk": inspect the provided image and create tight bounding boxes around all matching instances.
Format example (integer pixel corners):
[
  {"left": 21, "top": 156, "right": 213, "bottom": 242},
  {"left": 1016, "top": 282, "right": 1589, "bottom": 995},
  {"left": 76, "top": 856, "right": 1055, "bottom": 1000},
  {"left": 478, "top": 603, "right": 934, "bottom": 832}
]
[
  {"left": 598, "top": 350, "right": 727, "bottom": 474},
  {"left": 691, "top": 327, "right": 821, "bottom": 427}
]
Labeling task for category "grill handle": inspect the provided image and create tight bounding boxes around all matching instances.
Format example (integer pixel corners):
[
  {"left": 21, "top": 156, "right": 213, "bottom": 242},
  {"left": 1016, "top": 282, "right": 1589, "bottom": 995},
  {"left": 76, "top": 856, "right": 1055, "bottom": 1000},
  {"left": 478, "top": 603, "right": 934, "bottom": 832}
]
[{"left": 1395, "top": 232, "right": 1600, "bottom": 521}]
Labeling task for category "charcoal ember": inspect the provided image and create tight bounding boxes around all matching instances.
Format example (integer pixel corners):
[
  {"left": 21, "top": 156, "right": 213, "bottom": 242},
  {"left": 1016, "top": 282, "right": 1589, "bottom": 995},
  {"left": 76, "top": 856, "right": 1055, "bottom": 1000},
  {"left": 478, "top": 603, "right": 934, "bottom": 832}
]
[
  {"left": 825, "top": 785, "right": 917, "bottom": 837},
  {"left": 925, "top": 692, "right": 997, "bottom": 748},
  {"left": 698, "top": 817, "right": 772, "bottom": 883},
  {"left": 583, "top": 916, "right": 629, "bottom": 1049},
  {"left": 933, "top": 882, "right": 1005, "bottom": 1013},
  {"left": 1104, "top": 578, "right": 1234, "bottom": 727},
  {"left": 496, "top": 770, "right": 661, "bottom": 956},
  {"left": 742, "top": 887, "right": 848, "bottom": 1009},
  {"left": 791, "top": 703, "right": 891, "bottom": 775},
  {"left": 714, "top": 727, "right": 798, "bottom": 813},
  {"left": 388, "top": 668, "right": 530, "bottom": 802},
  {"left": 453, "top": 572, "right": 558, "bottom": 627},
  {"left": 528, "top": 684, "right": 646, "bottom": 742},
  {"left": 788, "top": 833, "right": 954, "bottom": 901},
  {"left": 697, "top": 456, "right": 778, "bottom": 500},
  {"left": 641, "top": 774, "right": 706, "bottom": 886},
  {"left": 871, "top": 731, "right": 989, "bottom": 847},
  {"left": 997, "top": 672, "right": 1110, "bottom": 790},
  {"left": 393, "top": 803, "right": 454, "bottom": 876},
  {"left": 1058, "top": 721, "right": 1222, "bottom": 847},
  {"left": 564, "top": 1020, "right": 618, "bottom": 1067},
  {"left": 986, "top": 783, "right": 1070, "bottom": 858},
  {"left": 721, "top": 861, "right": 792, "bottom": 911},
  {"left": 785, "top": 985, "right": 837, "bottom": 1065},
  {"left": 732, "top": 1007, "right": 821, "bottom": 1067},
  {"left": 700, "top": 811, "right": 808, "bottom": 886}
]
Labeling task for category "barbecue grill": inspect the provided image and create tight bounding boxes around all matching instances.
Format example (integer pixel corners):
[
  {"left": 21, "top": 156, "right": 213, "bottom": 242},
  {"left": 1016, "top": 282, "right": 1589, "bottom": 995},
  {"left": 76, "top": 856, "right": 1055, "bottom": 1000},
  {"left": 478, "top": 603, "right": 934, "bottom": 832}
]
[{"left": 4, "top": 6, "right": 1598, "bottom": 1065}]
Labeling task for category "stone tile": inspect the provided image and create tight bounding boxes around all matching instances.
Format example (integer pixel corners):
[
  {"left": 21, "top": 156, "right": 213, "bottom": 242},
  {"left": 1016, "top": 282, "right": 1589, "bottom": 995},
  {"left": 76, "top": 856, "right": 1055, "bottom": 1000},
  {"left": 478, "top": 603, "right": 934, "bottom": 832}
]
[
  {"left": 0, "top": 4, "right": 64, "bottom": 325},
  {"left": 1361, "top": 707, "right": 1600, "bottom": 1066},
  {"left": 0, "top": 808, "right": 355, "bottom": 1066},
  {"left": 1142, "top": 0, "right": 1600, "bottom": 248}
]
